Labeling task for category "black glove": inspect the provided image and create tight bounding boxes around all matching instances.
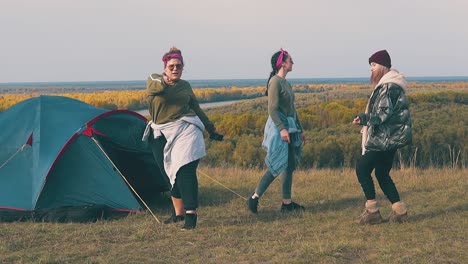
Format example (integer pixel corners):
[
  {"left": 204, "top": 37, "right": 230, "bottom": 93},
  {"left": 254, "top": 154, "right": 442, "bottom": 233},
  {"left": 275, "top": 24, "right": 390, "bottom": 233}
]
[
  {"left": 209, "top": 132, "right": 224, "bottom": 141},
  {"left": 356, "top": 113, "right": 368, "bottom": 125}
]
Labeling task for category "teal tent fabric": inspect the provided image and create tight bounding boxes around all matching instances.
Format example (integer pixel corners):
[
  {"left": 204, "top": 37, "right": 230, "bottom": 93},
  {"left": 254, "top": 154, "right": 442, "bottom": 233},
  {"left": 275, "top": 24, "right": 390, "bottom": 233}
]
[{"left": 0, "top": 95, "right": 168, "bottom": 221}]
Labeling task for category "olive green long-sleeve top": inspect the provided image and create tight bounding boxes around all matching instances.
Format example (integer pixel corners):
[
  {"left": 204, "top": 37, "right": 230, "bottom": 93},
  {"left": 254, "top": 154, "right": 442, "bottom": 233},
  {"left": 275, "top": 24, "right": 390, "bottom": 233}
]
[
  {"left": 146, "top": 73, "right": 215, "bottom": 134},
  {"left": 267, "top": 75, "right": 302, "bottom": 131}
]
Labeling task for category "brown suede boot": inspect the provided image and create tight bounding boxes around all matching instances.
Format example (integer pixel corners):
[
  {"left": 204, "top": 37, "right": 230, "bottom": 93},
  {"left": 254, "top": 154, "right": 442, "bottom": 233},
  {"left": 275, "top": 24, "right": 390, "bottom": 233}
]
[
  {"left": 389, "top": 202, "right": 409, "bottom": 223},
  {"left": 357, "top": 201, "right": 383, "bottom": 225}
]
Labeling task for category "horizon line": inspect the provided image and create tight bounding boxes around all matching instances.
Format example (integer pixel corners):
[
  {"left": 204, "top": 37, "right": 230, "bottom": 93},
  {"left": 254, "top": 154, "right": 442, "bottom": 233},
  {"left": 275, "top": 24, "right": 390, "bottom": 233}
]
[{"left": 2, "top": 75, "right": 468, "bottom": 85}]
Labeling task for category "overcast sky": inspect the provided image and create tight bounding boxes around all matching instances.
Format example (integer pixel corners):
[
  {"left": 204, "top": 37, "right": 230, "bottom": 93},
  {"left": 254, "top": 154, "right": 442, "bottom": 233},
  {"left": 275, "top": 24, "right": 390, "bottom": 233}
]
[{"left": 1, "top": 0, "right": 467, "bottom": 82}]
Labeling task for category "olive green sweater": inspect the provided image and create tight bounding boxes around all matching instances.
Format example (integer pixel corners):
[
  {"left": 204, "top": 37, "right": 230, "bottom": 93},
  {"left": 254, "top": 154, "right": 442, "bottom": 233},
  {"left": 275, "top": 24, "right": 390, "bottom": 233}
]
[
  {"left": 267, "top": 75, "right": 302, "bottom": 131},
  {"left": 146, "top": 73, "right": 215, "bottom": 133}
]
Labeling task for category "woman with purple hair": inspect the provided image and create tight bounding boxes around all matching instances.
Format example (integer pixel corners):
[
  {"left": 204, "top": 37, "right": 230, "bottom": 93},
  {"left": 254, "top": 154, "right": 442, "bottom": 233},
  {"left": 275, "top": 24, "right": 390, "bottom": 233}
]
[
  {"left": 247, "top": 48, "right": 306, "bottom": 214},
  {"left": 144, "top": 47, "right": 223, "bottom": 230}
]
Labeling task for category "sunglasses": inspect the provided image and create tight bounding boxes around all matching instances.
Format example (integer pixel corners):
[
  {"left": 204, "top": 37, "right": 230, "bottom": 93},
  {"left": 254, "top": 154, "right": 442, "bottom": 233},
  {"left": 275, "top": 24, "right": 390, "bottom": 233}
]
[{"left": 167, "top": 63, "right": 184, "bottom": 70}]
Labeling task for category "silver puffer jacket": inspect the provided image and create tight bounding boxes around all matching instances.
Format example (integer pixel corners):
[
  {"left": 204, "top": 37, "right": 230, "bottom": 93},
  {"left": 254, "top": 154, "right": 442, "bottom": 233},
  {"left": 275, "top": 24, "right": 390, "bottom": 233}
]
[{"left": 358, "top": 70, "right": 412, "bottom": 154}]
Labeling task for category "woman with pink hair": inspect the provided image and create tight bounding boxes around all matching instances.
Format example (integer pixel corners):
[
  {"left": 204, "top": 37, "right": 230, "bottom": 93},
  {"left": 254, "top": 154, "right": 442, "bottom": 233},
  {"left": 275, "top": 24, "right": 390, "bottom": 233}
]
[
  {"left": 247, "top": 48, "right": 306, "bottom": 214},
  {"left": 144, "top": 47, "right": 223, "bottom": 230}
]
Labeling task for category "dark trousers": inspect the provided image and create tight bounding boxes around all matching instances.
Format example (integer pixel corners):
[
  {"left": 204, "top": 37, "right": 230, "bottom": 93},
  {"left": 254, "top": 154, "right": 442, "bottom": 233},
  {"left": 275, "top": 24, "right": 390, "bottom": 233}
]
[
  {"left": 355, "top": 150, "right": 400, "bottom": 204},
  {"left": 150, "top": 134, "right": 199, "bottom": 210}
]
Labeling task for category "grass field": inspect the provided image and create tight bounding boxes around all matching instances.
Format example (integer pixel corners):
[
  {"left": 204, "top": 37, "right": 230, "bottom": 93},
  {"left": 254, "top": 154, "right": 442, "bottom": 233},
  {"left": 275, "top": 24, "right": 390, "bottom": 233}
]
[{"left": 1, "top": 167, "right": 466, "bottom": 263}]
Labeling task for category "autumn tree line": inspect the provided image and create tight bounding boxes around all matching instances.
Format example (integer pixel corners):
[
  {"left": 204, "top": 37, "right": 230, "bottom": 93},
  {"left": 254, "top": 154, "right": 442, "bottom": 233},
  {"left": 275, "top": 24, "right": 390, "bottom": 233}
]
[
  {"left": 0, "top": 86, "right": 267, "bottom": 111},
  {"left": 2, "top": 81, "right": 467, "bottom": 112},
  {"left": 205, "top": 90, "right": 467, "bottom": 170},
  {"left": 1, "top": 82, "right": 467, "bottom": 169}
]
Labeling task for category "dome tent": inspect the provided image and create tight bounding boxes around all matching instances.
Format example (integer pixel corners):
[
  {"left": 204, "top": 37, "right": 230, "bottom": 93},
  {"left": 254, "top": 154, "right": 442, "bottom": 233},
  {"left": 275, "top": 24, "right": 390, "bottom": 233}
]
[{"left": 0, "top": 95, "right": 168, "bottom": 222}]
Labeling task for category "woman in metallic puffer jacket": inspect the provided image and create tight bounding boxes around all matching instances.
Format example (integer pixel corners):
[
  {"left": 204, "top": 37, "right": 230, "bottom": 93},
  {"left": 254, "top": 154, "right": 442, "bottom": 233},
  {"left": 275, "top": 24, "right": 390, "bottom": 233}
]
[{"left": 353, "top": 50, "right": 412, "bottom": 225}]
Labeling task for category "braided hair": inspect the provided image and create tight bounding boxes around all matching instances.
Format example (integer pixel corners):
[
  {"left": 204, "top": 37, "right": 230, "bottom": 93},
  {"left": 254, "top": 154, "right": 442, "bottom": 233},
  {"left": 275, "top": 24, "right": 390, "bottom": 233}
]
[{"left": 265, "top": 50, "right": 288, "bottom": 96}]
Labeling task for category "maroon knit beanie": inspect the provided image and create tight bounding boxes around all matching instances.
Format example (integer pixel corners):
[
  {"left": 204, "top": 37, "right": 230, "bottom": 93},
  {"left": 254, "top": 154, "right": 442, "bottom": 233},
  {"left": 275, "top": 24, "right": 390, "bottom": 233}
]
[{"left": 369, "top": 50, "right": 391, "bottom": 68}]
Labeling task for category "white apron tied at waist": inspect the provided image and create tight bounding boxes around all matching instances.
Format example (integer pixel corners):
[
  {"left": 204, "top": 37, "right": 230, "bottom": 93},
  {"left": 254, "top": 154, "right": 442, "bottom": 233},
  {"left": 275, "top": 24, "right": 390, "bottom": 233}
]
[{"left": 142, "top": 116, "right": 206, "bottom": 186}]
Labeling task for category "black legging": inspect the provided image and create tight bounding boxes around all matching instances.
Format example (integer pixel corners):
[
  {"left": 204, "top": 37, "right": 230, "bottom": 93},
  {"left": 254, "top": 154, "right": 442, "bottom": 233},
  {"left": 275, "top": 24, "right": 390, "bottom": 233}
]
[
  {"left": 355, "top": 150, "right": 400, "bottom": 204},
  {"left": 150, "top": 134, "right": 199, "bottom": 210}
]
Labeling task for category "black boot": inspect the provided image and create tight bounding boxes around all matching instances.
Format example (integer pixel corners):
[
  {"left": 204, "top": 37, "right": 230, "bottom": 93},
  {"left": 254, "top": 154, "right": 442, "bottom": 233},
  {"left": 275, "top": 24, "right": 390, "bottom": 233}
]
[
  {"left": 280, "top": 201, "right": 305, "bottom": 212},
  {"left": 163, "top": 213, "right": 185, "bottom": 224},
  {"left": 182, "top": 213, "right": 197, "bottom": 230},
  {"left": 247, "top": 197, "right": 259, "bottom": 214}
]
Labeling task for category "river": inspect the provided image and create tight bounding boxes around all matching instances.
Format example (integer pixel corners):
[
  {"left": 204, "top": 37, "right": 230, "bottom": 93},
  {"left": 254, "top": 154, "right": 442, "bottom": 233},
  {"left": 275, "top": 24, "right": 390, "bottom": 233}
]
[{"left": 135, "top": 99, "right": 249, "bottom": 116}]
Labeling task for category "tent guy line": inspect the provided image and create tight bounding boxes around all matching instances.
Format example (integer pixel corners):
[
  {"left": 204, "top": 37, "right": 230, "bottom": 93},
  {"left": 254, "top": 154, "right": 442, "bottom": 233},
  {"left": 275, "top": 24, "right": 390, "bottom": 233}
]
[
  {"left": 90, "top": 136, "right": 161, "bottom": 224},
  {"left": 0, "top": 144, "right": 28, "bottom": 170}
]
